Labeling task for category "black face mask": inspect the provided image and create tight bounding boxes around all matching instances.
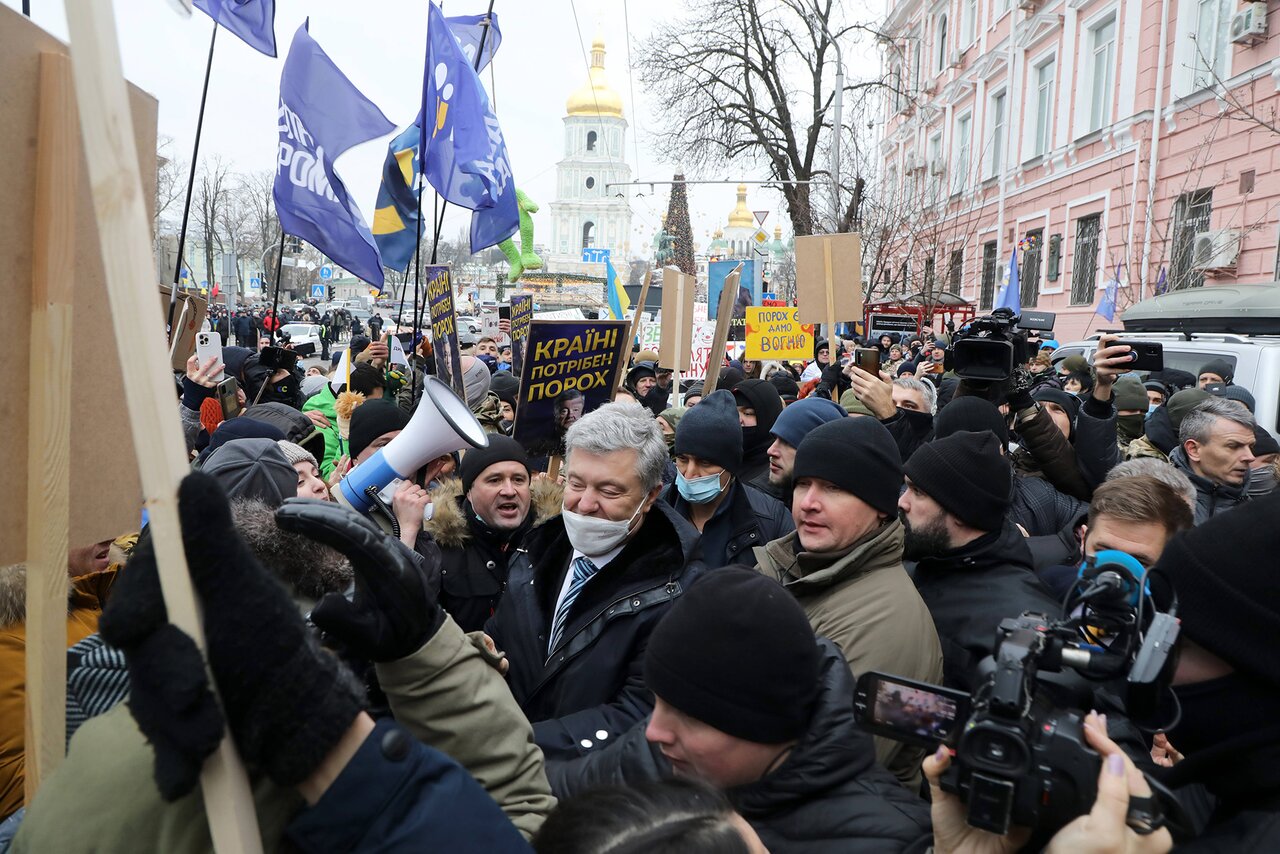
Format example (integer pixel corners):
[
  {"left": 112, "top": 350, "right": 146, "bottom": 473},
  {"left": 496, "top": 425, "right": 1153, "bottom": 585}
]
[
  {"left": 259, "top": 377, "right": 301, "bottom": 409},
  {"left": 741, "top": 424, "right": 772, "bottom": 460},
  {"left": 1117, "top": 413, "right": 1146, "bottom": 444}
]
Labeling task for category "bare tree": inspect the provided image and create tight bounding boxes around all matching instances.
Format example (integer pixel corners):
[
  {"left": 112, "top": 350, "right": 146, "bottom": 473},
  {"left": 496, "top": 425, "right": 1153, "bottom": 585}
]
[
  {"left": 191, "top": 157, "right": 233, "bottom": 289},
  {"left": 637, "top": 0, "right": 887, "bottom": 237}
]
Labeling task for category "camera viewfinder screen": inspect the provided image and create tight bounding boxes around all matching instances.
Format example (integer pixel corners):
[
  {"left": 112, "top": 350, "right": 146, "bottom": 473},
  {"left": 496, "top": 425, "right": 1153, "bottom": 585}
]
[{"left": 873, "top": 681, "right": 960, "bottom": 740}]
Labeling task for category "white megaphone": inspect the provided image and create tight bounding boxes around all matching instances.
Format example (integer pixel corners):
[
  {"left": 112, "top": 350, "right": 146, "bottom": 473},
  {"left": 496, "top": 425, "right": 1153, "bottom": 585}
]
[{"left": 340, "top": 375, "right": 489, "bottom": 513}]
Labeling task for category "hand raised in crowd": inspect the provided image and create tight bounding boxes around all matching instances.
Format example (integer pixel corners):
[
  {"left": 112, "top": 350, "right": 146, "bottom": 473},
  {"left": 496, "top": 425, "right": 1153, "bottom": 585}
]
[
  {"left": 327, "top": 455, "right": 352, "bottom": 490},
  {"left": 848, "top": 365, "right": 897, "bottom": 419},
  {"left": 1092, "top": 333, "right": 1135, "bottom": 398},
  {"left": 923, "top": 711, "right": 1173, "bottom": 854},
  {"left": 1150, "top": 733, "right": 1183, "bottom": 768},
  {"left": 304, "top": 409, "right": 331, "bottom": 429},
  {"left": 497, "top": 318, "right": 511, "bottom": 335},
  {"left": 357, "top": 340, "right": 390, "bottom": 368},
  {"left": 391, "top": 478, "right": 431, "bottom": 546},
  {"left": 185, "top": 353, "right": 221, "bottom": 388}
]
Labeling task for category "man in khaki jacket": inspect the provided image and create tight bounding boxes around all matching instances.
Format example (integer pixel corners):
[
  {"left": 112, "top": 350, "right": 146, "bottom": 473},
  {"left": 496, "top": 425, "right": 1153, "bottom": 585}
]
[{"left": 755, "top": 417, "right": 942, "bottom": 788}]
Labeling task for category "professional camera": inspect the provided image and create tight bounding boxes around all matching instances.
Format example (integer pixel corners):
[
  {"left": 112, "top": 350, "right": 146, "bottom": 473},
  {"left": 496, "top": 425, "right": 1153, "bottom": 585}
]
[
  {"left": 856, "top": 551, "right": 1183, "bottom": 836},
  {"left": 947, "top": 308, "right": 1031, "bottom": 382}
]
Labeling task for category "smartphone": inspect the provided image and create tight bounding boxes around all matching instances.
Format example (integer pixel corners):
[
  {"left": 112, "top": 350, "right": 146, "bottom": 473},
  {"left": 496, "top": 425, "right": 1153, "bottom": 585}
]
[
  {"left": 854, "top": 671, "right": 971, "bottom": 748},
  {"left": 498, "top": 304, "right": 511, "bottom": 321},
  {"left": 1121, "top": 341, "right": 1164, "bottom": 373},
  {"left": 195, "top": 330, "right": 225, "bottom": 381},
  {"left": 855, "top": 347, "right": 881, "bottom": 375},
  {"left": 258, "top": 345, "right": 298, "bottom": 372},
  {"left": 216, "top": 377, "right": 242, "bottom": 420}
]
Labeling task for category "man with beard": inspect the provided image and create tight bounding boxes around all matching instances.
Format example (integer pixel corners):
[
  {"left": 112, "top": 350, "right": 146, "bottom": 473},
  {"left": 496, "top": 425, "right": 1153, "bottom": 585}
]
[
  {"left": 897, "top": 430, "right": 1059, "bottom": 691},
  {"left": 426, "top": 437, "right": 561, "bottom": 632},
  {"left": 749, "top": 397, "right": 845, "bottom": 506},
  {"left": 731, "top": 379, "right": 784, "bottom": 485}
]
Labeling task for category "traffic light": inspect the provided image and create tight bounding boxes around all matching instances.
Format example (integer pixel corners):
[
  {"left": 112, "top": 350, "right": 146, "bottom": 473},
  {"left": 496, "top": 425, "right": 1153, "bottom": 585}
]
[{"left": 286, "top": 235, "right": 303, "bottom": 254}]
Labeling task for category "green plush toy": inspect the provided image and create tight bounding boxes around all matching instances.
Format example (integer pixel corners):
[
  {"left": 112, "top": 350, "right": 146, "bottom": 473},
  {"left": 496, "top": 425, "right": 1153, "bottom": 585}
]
[{"left": 498, "top": 188, "right": 543, "bottom": 282}]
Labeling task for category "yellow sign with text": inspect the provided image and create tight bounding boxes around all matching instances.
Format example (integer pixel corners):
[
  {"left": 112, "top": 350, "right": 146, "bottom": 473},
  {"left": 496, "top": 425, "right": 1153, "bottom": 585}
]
[{"left": 744, "top": 307, "right": 814, "bottom": 360}]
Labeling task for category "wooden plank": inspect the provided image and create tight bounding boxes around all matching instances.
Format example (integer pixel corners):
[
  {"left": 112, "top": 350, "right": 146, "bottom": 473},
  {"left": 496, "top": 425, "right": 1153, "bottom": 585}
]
[
  {"left": 24, "top": 51, "right": 77, "bottom": 802},
  {"left": 701, "top": 263, "right": 742, "bottom": 398},
  {"left": 614, "top": 269, "right": 651, "bottom": 398},
  {"left": 823, "top": 242, "right": 838, "bottom": 401},
  {"left": 659, "top": 267, "right": 694, "bottom": 373},
  {"left": 62, "top": 2, "right": 263, "bottom": 851}
]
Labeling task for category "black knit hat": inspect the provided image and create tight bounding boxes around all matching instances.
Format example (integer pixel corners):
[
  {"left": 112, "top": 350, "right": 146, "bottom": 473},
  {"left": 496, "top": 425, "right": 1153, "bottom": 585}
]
[
  {"left": 1198, "top": 358, "right": 1234, "bottom": 385},
  {"left": 934, "top": 396, "right": 1010, "bottom": 447},
  {"left": 348, "top": 400, "right": 410, "bottom": 459},
  {"left": 1033, "top": 387, "right": 1081, "bottom": 423},
  {"left": 732, "top": 379, "right": 784, "bottom": 432},
  {"left": 1151, "top": 491, "right": 1280, "bottom": 686},
  {"left": 644, "top": 568, "right": 821, "bottom": 743},
  {"left": 792, "top": 417, "right": 903, "bottom": 516},
  {"left": 904, "top": 430, "right": 1011, "bottom": 532},
  {"left": 459, "top": 435, "right": 530, "bottom": 493},
  {"left": 768, "top": 372, "right": 800, "bottom": 401},
  {"left": 674, "top": 390, "right": 742, "bottom": 474}
]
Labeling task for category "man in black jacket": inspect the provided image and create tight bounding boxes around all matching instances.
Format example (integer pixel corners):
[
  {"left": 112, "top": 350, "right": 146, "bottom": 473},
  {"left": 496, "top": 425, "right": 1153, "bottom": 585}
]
[
  {"left": 748, "top": 396, "right": 846, "bottom": 506},
  {"left": 732, "top": 379, "right": 785, "bottom": 485},
  {"left": 547, "top": 568, "right": 932, "bottom": 853},
  {"left": 486, "top": 402, "right": 707, "bottom": 761},
  {"left": 898, "top": 430, "right": 1060, "bottom": 691},
  {"left": 425, "top": 437, "right": 559, "bottom": 632},
  {"left": 660, "top": 390, "right": 793, "bottom": 567}
]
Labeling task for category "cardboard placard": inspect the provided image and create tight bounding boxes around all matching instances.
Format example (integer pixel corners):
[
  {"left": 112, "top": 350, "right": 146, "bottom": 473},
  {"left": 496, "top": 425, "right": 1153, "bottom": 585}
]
[
  {"left": 701, "top": 263, "right": 742, "bottom": 396},
  {"left": 2, "top": 5, "right": 155, "bottom": 565},
  {"left": 160, "top": 283, "right": 208, "bottom": 370},
  {"left": 512, "top": 319, "right": 629, "bottom": 457},
  {"left": 425, "top": 265, "right": 464, "bottom": 399},
  {"left": 509, "top": 293, "right": 533, "bottom": 378},
  {"left": 744, "top": 306, "right": 814, "bottom": 360},
  {"left": 659, "top": 267, "right": 695, "bottom": 372},
  {"left": 795, "top": 232, "right": 863, "bottom": 325}
]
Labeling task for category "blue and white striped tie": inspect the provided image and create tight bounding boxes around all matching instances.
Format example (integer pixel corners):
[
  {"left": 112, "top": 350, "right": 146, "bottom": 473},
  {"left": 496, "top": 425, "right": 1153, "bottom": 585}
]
[{"left": 548, "top": 556, "right": 598, "bottom": 655}]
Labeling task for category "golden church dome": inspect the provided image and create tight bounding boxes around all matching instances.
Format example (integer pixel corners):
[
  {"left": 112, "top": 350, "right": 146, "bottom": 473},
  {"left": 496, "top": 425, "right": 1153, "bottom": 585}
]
[
  {"left": 566, "top": 36, "right": 625, "bottom": 118},
  {"left": 727, "top": 183, "right": 754, "bottom": 229}
]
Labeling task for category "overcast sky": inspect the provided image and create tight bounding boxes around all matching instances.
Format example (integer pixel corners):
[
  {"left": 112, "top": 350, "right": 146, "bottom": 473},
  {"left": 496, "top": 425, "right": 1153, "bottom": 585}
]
[{"left": 11, "top": 0, "right": 882, "bottom": 264}]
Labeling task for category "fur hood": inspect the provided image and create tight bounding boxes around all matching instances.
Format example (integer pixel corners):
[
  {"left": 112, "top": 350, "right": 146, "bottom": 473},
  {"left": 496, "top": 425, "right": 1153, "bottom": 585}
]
[
  {"left": 0, "top": 564, "right": 34, "bottom": 630},
  {"left": 426, "top": 476, "right": 563, "bottom": 549}
]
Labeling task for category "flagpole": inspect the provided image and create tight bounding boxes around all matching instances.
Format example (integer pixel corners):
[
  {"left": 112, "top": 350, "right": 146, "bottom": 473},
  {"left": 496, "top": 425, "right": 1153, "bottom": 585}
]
[
  {"left": 268, "top": 231, "right": 286, "bottom": 344},
  {"left": 166, "top": 23, "right": 219, "bottom": 345},
  {"left": 428, "top": 0, "right": 497, "bottom": 265}
]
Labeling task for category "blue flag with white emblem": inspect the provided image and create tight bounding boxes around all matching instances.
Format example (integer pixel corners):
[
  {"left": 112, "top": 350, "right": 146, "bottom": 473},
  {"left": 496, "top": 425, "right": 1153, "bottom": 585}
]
[
  {"left": 274, "top": 23, "right": 395, "bottom": 286},
  {"left": 193, "top": 0, "right": 277, "bottom": 57},
  {"left": 421, "top": 1, "right": 519, "bottom": 253},
  {"left": 445, "top": 12, "right": 502, "bottom": 72}
]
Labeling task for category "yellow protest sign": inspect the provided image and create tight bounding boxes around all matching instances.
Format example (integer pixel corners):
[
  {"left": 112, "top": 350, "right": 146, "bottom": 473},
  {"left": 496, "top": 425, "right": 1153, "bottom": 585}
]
[{"left": 744, "top": 306, "right": 814, "bottom": 360}]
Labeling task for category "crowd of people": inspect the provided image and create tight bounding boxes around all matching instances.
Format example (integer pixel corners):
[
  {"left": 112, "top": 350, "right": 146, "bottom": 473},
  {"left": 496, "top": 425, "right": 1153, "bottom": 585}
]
[{"left": 2, "top": 314, "right": 1279, "bottom": 853}]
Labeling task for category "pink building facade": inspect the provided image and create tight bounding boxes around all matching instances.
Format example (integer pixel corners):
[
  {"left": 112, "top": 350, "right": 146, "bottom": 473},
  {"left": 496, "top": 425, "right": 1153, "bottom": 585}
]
[{"left": 877, "top": 0, "right": 1280, "bottom": 340}]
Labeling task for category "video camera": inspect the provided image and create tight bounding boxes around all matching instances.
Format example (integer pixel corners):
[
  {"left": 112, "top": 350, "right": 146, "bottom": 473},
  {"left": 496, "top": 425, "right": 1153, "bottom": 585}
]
[
  {"left": 856, "top": 551, "right": 1182, "bottom": 836},
  {"left": 947, "top": 308, "right": 1055, "bottom": 382}
]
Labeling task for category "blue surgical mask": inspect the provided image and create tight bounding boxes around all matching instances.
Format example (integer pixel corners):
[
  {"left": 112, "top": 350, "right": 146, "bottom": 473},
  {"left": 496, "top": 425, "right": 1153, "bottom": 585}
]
[
  {"left": 1147, "top": 402, "right": 1159, "bottom": 417},
  {"left": 677, "top": 470, "right": 726, "bottom": 504}
]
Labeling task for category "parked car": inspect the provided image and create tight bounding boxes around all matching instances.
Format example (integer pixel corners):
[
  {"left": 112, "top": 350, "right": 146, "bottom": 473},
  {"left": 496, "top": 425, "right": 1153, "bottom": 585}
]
[{"left": 455, "top": 315, "right": 482, "bottom": 336}]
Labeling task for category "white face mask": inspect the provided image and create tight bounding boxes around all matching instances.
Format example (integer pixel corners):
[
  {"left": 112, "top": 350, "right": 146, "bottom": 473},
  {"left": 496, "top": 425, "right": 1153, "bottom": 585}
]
[{"left": 561, "top": 496, "right": 646, "bottom": 557}]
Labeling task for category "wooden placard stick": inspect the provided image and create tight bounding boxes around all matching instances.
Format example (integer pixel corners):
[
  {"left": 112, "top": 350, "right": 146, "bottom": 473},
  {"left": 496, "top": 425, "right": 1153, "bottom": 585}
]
[
  {"left": 613, "top": 269, "right": 651, "bottom": 399},
  {"left": 823, "top": 241, "right": 838, "bottom": 401},
  {"left": 63, "top": 2, "right": 263, "bottom": 851},
  {"left": 701, "top": 263, "right": 742, "bottom": 398},
  {"left": 24, "top": 51, "right": 77, "bottom": 800}
]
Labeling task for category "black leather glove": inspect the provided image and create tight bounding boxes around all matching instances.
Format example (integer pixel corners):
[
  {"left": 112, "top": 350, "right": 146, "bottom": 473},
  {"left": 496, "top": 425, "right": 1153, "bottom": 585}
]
[
  {"left": 102, "top": 473, "right": 366, "bottom": 795},
  {"left": 817, "top": 363, "right": 851, "bottom": 398},
  {"left": 277, "top": 498, "right": 445, "bottom": 662}
]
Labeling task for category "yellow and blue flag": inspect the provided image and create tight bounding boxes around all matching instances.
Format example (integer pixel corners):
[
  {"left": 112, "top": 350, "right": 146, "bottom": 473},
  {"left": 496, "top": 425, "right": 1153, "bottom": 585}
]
[
  {"left": 605, "top": 257, "right": 630, "bottom": 320},
  {"left": 372, "top": 124, "right": 421, "bottom": 274}
]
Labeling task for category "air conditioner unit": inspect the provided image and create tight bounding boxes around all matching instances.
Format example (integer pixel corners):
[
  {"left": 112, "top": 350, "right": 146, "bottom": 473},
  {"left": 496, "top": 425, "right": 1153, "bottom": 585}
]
[
  {"left": 905, "top": 153, "right": 925, "bottom": 172},
  {"left": 1231, "top": 2, "right": 1268, "bottom": 44},
  {"left": 949, "top": 49, "right": 963, "bottom": 68},
  {"left": 1192, "top": 229, "right": 1242, "bottom": 270},
  {"left": 921, "top": 81, "right": 937, "bottom": 95},
  {"left": 929, "top": 157, "right": 946, "bottom": 175},
  {"left": 1018, "top": 0, "right": 1039, "bottom": 10}
]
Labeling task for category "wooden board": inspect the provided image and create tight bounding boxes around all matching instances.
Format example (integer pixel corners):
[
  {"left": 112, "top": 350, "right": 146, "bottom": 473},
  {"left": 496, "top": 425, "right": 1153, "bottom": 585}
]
[
  {"left": 794, "top": 232, "right": 864, "bottom": 325},
  {"left": 658, "top": 267, "right": 695, "bottom": 373},
  {"left": 701, "top": 264, "right": 741, "bottom": 397},
  {"left": 0, "top": 4, "right": 152, "bottom": 565}
]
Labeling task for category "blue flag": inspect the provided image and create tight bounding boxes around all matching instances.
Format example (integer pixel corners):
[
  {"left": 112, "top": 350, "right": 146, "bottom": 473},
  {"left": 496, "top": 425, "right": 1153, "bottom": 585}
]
[
  {"left": 1155, "top": 265, "right": 1168, "bottom": 295},
  {"left": 372, "top": 124, "right": 422, "bottom": 274},
  {"left": 275, "top": 23, "right": 395, "bottom": 286},
  {"left": 445, "top": 13, "right": 502, "bottom": 72},
  {"left": 421, "top": 1, "right": 519, "bottom": 253},
  {"left": 1097, "top": 281, "right": 1118, "bottom": 322},
  {"left": 194, "top": 0, "right": 277, "bottom": 57},
  {"left": 996, "top": 247, "right": 1022, "bottom": 314}
]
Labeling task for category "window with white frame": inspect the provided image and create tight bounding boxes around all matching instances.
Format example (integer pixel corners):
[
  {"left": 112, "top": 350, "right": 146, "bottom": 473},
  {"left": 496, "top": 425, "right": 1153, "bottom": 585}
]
[
  {"left": 935, "top": 13, "right": 949, "bottom": 73},
  {"left": 1087, "top": 15, "right": 1117, "bottom": 133},
  {"left": 954, "top": 113, "right": 972, "bottom": 195},
  {"left": 928, "top": 132, "right": 943, "bottom": 201},
  {"left": 988, "top": 90, "right": 1007, "bottom": 176},
  {"left": 961, "top": 0, "right": 977, "bottom": 47},
  {"left": 912, "top": 33, "right": 923, "bottom": 91},
  {"left": 1032, "top": 58, "right": 1055, "bottom": 158},
  {"left": 1186, "top": 0, "right": 1232, "bottom": 93},
  {"left": 891, "top": 58, "right": 905, "bottom": 111}
]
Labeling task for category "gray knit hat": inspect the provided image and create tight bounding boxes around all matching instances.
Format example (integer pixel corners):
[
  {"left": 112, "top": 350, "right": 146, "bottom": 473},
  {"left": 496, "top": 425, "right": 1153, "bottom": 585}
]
[{"left": 277, "top": 439, "right": 319, "bottom": 470}]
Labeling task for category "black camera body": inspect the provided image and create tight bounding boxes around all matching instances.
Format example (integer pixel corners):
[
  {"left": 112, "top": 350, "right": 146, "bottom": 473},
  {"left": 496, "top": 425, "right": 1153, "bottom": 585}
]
[
  {"left": 939, "top": 616, "right": 1104, "bottom": 835},
  {"left": 947, "top": 308, "right": 1032, "bottom": 382}
]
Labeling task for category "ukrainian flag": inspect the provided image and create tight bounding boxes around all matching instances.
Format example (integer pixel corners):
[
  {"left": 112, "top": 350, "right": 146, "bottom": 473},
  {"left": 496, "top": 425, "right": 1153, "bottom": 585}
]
[
  {"left": 605, "top": 257, "right": 630, "bottom": 321},
  {"left": 372, "top": 124, "right": 422, "bottom": 274}
]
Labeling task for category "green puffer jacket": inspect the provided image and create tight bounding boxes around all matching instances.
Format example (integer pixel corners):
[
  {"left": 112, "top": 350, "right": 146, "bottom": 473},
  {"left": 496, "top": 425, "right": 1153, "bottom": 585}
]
[{"left": 302, "top": 382, "right": 343, "bottom": 477}]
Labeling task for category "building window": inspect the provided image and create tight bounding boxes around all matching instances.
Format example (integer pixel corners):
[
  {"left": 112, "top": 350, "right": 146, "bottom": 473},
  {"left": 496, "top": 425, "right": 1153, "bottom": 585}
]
[
  {"left": 1021, "top": 228, "right": 1044, "bottom": 307},
  {"left": 586, "top": 130, "right": 597, "bottom": 151},
  {"left": 988, "top": 91, "right": 1006, "bottom": 177},
  {"left": 1070, "top": 214, "right": 1102, "bottom": 305},
  {"left": 1190, "top": 0, "right": 1231, "bottom": 91},
  {"left": 1087, "top": 16, "right": 1116, "bottom": 133},
  {"left": 1171, "top": 189, "right": 1213, "bottom": 290},
  {"left": 961, "top": 0, "right": 977, "bottom": 47},
  {"left": 585, "top": 176, "right": 595, "bottom": 190},
  {"left": 953, "top": 113, "right": 972, "bottom": 195},
  {"left": 935, "top": 14, "right": 949, "bottom": 73},
  {"left": 949, "top": 248, "right": 964, "bottom": 294},
  {"left": 582, "top": 221, "right": 596, "bottom": 249},
  {"left": 912, "top": 35, "right": 922, "bottom": 91},
  {"left": 980, "top": 240, "right": 999, "bottom": 309},
  {"left": 891, "top": 59, "right": 905, "bottom": 111},
  {"left": 928, "top": 132, "right": 943, "bottom": 202},
  {"left": 1032, "top": 59, "right": 1055, "bottom": 158}
]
